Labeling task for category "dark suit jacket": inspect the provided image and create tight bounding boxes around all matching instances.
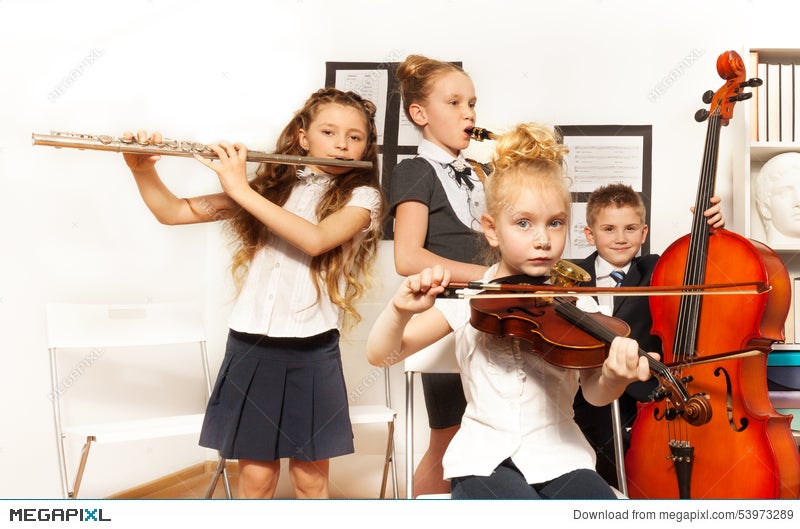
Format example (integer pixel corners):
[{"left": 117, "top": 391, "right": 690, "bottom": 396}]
[
  {"left": 576, "top": 251, "right": 663, "bottom": 362},
  {"left": 570, "top": 251, "right": 663, "bottom": 486}
]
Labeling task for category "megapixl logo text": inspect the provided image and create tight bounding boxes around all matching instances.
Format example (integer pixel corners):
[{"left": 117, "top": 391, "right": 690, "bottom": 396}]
[{"left": 9, "top": 508, "right": 111, "bottom": 522}]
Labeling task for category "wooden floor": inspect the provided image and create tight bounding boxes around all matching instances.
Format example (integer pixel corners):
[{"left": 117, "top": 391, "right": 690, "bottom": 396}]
[
  {"left": 108, "top": 456, "right": 400, "bottom": 499},
  {"left": 110, "top": 461, "right": 239, "bottom": 499}
]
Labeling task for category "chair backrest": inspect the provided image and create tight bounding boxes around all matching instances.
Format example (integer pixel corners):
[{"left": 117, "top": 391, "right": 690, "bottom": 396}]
[
  {"left": 404, "top": 334, "right": 459, "bottom": 374},
  {"left": 46, "top": 301, "right": 212, "bottom": 498},
  {"left": 46, "top": 302, "right": 205, "bottom": 349}
]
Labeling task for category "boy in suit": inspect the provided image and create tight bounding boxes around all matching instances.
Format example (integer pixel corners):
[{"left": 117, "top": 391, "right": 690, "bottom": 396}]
[{"left": 572, "top": 183, "right": 724, "bottom": 488}]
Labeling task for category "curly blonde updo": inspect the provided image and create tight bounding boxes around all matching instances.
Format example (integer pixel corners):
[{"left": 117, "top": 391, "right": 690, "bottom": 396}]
[{"left": 484, "top": 122, "right": 572, "bottom": 219}]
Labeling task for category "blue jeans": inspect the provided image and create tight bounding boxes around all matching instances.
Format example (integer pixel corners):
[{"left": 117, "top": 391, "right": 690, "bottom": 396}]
[{"left": 450, "top": 458, "right": 617, "bottom": 499}]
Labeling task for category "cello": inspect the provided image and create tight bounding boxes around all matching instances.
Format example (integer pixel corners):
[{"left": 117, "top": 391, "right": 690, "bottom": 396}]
[{"left": 624, "top": 50, "right": 800, "bottom": 499}]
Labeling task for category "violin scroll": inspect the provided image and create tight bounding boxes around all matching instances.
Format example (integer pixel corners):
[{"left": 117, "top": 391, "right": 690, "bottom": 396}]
[{"left": 683, "top": 395, "right": 713, "bottom": 427}]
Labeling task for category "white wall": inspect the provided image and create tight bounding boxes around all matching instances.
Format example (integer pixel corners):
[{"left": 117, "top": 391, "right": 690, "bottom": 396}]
[{"left": 2, "top": 0, "right": 799, "bottom": 499}]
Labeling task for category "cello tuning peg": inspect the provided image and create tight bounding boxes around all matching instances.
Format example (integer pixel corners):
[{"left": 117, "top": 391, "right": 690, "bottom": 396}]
[
  {"left": 694, "top": 109, "right": 709, "bottom": 122},
  {"left": 702, "top": 90, "right": 715, "bottom": 104}
]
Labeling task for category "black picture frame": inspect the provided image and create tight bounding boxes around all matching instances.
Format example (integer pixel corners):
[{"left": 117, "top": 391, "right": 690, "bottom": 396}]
[{"left": 558, "top": 124, "right": 653, "bottom": 258}]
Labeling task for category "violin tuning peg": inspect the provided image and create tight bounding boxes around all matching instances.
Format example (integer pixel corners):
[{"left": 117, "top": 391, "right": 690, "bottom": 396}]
[
  {"left": 730, "top": 93, "right": 752, "bottom": 102},
  {"left": 652, "top": 389, "right": 670, "bottom": 402},
  {"left": 694, "top": 109, "right": 709, "bottom": 122},
  {"left": 702, "top": 90, "right": 715, "bottom": 104},
  {"left": 741, "top": 77, "right": 763, "bottom": 88}
]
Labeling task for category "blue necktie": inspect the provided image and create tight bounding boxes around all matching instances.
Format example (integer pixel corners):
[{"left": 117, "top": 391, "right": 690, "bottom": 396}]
[{"left": 610, "top": 269, "right": 626, "bottom": 287}]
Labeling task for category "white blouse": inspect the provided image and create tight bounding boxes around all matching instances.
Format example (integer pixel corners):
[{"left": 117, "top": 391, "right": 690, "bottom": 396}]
[
  {"left": 437, "top": 264, "right": 597, "bottom": 483},
  {"left": 417, "top": 139, "right": 485, "bottom": 232},
  {"left": 228, "top": 172, "right": 381, "bottom": 337}
]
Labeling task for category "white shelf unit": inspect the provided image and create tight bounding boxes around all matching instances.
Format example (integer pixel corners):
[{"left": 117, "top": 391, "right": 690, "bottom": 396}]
[
  {"left": 733, "top": 48, "right": 800, "bottom": 247},
  {"left": 733, "top": 47, "right": 800, "bottom": 344}
]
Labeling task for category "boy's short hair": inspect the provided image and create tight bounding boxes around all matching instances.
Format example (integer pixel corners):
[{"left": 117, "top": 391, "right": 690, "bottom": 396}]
[{"left": 585, "top": 184, "right": 646, "bottom": 227}]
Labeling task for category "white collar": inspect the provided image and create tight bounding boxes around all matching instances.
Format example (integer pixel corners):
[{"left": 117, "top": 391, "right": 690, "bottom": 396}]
[
  {"left": 296, "top": 167, "right": 331, "bottom": 186},
  {"left": 595, "top": 255, "right": 630, "bottom": 279},
  {"left": 417, "top": 139, "right": 466, "bottom": 167}
]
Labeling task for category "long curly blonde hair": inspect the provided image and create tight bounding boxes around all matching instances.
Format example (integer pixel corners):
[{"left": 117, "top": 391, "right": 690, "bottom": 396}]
[{"left": 226, "top": 88, "right": 383, "bottom": 329}]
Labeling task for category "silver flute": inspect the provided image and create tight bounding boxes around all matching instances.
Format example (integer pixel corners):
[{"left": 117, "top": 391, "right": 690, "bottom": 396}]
[{"left": 31, "top": 131, "right": 373, "bottom": 169}]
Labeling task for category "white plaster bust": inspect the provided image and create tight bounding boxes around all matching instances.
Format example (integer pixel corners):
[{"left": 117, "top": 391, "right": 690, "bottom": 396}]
[{"left": 754, "top": 152, "right": 800, "bottom": 245}]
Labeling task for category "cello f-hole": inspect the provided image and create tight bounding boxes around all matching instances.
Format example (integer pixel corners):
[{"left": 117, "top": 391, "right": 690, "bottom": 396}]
[{"left": 713, "top": 366, "right": 748, "bottom": 433}]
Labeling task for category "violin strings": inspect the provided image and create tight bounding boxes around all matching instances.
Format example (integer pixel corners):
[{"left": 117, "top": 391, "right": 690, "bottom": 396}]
[{"left": 553, "top": 300, "right": 693, "bottom": 405}]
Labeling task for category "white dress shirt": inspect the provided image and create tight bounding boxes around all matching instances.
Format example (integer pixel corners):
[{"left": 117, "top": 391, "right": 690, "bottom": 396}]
[
  {"left": 594, "top": 256, "right": 631, "bottom": 316},
  {"left": 228, "top": 171, "right": 381, "bottom": 337},
  {"left": 436, "top": 264, "right": 596, "bottom": 483},
  {"left": 417, "top": 139, "right": 485, "bottom": 232}
]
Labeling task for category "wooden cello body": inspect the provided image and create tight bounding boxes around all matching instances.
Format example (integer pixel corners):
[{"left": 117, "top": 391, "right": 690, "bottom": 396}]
[{"left": 624, "top": 51, "right": 800, "bottom": 499}]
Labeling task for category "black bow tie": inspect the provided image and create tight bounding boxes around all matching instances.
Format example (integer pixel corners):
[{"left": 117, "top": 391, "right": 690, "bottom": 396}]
[{"left": 448, "top": 162, "right": 474, "bottom": 190}]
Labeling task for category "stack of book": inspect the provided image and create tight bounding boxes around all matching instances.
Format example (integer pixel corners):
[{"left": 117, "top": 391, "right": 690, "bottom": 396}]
[{"left": 750, "top": 51, "right": 800, "bottom": 143}]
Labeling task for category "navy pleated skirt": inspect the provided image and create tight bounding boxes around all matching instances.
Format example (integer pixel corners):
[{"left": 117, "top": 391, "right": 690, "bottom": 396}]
[{"left": 199, "top": 328, "right": 354, "bottom": 462}]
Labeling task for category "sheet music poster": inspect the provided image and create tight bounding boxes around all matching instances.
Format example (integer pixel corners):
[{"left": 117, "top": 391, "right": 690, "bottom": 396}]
[{"left": 560, "top": 125, "right": 652, "bottom": 259}]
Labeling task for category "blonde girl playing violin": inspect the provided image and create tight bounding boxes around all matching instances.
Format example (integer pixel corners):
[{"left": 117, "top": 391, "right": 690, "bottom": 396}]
[
  {"left": 367, "top": 122, "right": 656, "bottom": 499},
  {"left": 124, "top": 88, "right": 383, "bottom": 498}
]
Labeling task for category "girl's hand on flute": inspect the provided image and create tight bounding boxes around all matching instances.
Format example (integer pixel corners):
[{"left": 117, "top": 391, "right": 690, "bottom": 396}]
[
  {"left": 122, "top": 130, "right": 162, "bottom": 171},
  {"left": 194, "top": 141, "right": 250, "bottom": 200}
]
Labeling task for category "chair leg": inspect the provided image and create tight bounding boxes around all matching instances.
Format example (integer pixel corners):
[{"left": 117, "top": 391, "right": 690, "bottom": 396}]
[
  {"left": 405, "top": 371, "right": 415, "bottom": 499},
  {"left": 389, "top": 426, "right": 398, "bottom": 499},
  {"left": 221, "top": 463, "right": 232, "bottom": 499},
  {"left": 204, "top": 457, "right": 232, "bottom": 499},
  {"left": 384, "top": 367, "right": 399, "bottom": 499},
  {"left": 70, "top": 436, "right": 95, "bottom": 499},
  {"left": 610, "top": 398, "right": 628, "bottom": 497},
  {"left": 379, "top": 420, "right": 396, "bottom": 498}
]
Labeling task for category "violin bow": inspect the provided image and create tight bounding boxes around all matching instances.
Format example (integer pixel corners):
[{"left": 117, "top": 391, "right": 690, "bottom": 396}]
[{"left": 442, "top": 280, "right": 769, "bottom": 299}]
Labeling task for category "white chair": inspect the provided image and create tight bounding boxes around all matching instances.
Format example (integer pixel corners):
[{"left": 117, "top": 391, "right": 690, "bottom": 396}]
[
  {"left": 404, "top": 334, "right": 459, "bottom": 499},
  {"left": 46, "top": 302, "right": 231, "bottom": 499},
  {"left": 350, "top": 367, "right": 398, "bottom": 499}
]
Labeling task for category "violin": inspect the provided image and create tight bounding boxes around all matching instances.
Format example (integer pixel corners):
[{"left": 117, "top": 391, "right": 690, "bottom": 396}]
[
  {"left": 469, "top": 291, "right": 628, "bottom": 369},
  {"left": 467, "top": 261, "right": 624, "bottom": 369},
  {"left": 467, "top": 260, "right": 712, "bottom": 426}
]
